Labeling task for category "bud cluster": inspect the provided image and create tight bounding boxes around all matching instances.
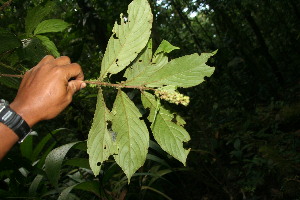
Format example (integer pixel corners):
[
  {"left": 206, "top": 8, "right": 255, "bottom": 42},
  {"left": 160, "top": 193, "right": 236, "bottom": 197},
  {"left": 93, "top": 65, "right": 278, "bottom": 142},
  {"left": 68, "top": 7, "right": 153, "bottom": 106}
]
[{"left": 154, "top": 90, "right": 190, "bottom": 106}]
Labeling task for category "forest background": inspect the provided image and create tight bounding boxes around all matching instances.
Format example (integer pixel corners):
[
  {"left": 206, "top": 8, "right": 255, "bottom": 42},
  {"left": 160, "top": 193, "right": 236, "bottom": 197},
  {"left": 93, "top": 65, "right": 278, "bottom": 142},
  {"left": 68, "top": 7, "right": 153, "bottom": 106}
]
[{"left": 0, "top": 0, "right": 299, "bottom": 199}]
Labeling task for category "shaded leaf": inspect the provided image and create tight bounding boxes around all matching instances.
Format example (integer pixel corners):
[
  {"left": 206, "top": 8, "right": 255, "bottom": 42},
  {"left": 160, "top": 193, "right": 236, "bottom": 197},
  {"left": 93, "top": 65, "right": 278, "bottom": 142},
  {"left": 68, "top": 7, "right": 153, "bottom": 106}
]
[
  {"left": 99, "top": 0, "right": 153, "bottom": 80},
  {"left": 58, "top": 181, "right": 100, "bottom": 200},
  {"left": 34, "top": 19, "right": 69, "bottom": 35},
  {"left": 64, "top": 158, "right": 90, "bottom": 169},
  {"left": 0, "top": 28, "right": 21, "bottom": 54},
  {"left": 25, "top": 1, "right": 55, "bottom": 35},
  {"left": 45, "top": 142, "right": 79, "bottom": 187},
  {"left": 112, "top": 90, "right": 149, "bottom": 181},
  {"left": 36, "top": 35, "right": 60, "bottom": 57},
  {"left": 29, "top": 174, "right": 44, "bottom": 196}
]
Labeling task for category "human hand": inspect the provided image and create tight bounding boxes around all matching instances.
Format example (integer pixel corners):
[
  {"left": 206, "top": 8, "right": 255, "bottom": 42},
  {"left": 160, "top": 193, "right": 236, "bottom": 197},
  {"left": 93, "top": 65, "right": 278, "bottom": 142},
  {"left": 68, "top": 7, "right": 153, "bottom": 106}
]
[{"left": 10, "top": 55, "right": 86, "bottom": 127}]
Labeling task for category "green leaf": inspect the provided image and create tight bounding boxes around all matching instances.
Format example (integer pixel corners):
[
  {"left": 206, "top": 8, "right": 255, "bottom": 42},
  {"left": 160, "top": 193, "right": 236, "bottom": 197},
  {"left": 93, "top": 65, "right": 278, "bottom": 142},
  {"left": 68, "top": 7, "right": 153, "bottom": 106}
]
[
  {"left": 20, "top": 135, "right": 33, "bottom": 160},
  {"left": 87, "top": 89, "right": 116, "bottom": 176},
  {"left": 29, "top": 174, "right": 44, "bottom": 196},
  {"left": 0, "top": 28, "right": 22, "bottom": 54},
  {"left": 141, "top": 91, "right": 190, "bottom": 165},
  {"left": 146, "top": 52, "right": 216, "bottom": 88},
  {"left": 58, "top": 181, "right": 100, "bottom": 200},
  {"left": 25, "top": 1, "right": 55, "bottom": 35},
  {"left": 154, "top": 40, "right": 179, "bottom": 55},
  {"left": 124, "top": 39, "right": 153, "bottom": 81},
  {"left": 36, "top": 35, "right": 60, "bottom": 57},
  {"left": 99, "top": 0, "right": 153, "bottom": 80},
  {"left": 112, "top": 90, "right": 149, "bottom": 181},
  {"left": 64, "top": 158, "right": 90, "bottom": 169},
  {"left": 45, "top": 142, "right": 79, "bottom": 187},
  {"left": 20, "top": 37, "right": 48, "bottom": 63},
  {"left": 32, "top": 128, "right": 67, "bottom": 162},
  {"left": 34, "top": 19, "right": 69, "bottom": 35},
  {"left": 124, "top": 40, "right": 178, "bottom": 86}
]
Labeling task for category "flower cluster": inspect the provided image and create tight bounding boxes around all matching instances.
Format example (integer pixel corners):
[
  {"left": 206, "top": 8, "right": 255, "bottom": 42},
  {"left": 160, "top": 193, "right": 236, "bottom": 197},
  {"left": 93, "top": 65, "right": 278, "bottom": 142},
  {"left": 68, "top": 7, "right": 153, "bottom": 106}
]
[{"left": 154, "top": 90, "right": 190, "bottom": 106}]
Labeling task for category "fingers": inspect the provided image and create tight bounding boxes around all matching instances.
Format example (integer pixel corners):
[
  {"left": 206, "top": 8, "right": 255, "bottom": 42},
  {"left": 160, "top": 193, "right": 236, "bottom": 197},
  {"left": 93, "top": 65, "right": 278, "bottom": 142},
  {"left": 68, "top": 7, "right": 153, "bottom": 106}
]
[
  {"left": 39, "top": 55, "right": 55, "bottom": 65},
  {"left": 63, "top": 63, "right": 84, "bottom": 81},
  {"left": 67, "top": 80, "right": 86, "bottom": 96},
  {"left": 54, "top": 56, "right": 71, "bottom": 66}
]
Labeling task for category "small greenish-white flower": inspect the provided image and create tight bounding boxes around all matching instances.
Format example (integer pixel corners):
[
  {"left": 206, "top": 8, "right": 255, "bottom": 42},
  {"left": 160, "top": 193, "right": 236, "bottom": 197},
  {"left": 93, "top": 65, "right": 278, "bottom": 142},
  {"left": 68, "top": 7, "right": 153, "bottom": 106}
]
[{"left": 154, "top": 89, "right": 190, "bottom": 106}]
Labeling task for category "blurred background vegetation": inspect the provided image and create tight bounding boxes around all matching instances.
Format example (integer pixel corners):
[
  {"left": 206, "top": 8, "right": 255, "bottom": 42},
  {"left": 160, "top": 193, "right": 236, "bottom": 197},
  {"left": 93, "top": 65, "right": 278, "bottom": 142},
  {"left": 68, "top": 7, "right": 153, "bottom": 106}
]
[{"left": 0, "top": 0, "right": 299, "bottom": 199}]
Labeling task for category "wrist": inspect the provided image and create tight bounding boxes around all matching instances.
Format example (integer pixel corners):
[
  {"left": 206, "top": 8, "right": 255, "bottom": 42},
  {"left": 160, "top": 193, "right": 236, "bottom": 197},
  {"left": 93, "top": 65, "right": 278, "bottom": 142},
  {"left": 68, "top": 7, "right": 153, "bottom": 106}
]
[{"left": 10, "top": 101, "right": 38, "bottom": 128}]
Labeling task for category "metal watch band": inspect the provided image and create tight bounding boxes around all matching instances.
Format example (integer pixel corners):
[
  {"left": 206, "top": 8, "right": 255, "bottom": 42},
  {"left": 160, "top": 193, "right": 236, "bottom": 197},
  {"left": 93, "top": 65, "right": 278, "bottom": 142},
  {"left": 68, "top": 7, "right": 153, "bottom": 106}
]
[{"left": 0, "top": 105, "right": 31, "bottom": 143}]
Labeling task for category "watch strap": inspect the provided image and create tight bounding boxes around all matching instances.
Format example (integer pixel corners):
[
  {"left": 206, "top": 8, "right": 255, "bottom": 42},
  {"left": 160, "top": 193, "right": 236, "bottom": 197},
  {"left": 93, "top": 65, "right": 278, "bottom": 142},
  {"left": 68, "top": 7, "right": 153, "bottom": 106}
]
[{"left": 0, "top": 106, "right": 31, "bottom": 143}]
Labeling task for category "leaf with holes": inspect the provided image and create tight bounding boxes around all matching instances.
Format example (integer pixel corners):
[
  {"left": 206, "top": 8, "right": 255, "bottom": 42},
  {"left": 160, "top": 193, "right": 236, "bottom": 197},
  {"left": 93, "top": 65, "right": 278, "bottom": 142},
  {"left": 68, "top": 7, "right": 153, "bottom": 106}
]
[
  {"left": 111, "top": 90, "right": 149, "bottom": 181},
  {"left": 141, "top": 91, "right": 190, "bottom": 165},
  {"left": 99, "top": 0, "right": 153, "bottom": 80},
  {"left": 87, "top": 89, "right": 117, "bottom": 176}
]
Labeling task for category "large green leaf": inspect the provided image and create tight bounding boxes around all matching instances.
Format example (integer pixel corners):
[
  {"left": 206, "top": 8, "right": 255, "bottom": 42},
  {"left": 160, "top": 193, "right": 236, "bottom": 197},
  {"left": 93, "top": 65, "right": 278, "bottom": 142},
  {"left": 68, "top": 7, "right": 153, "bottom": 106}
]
[
  {"left": 145, "top": 52, "right": 216, "bottom": 88},
  {"left": 25, "top": 1, "right": 55, "bottom": 35},
  {"left": 0, "top": 28, "right": 22, "bottom": 54},
  {"left": 124, "top": 39, "right": 153, "bottom": 81},
  {"left": 87, "top": 89, "right": 116, "bottom": 176},
  {"left": 44, "top": 142, "right": 79, "bottom": 187},
  {"left": 124, "top": 40, "right": 178, "bottom": 86},
  {"left": 99, "top": 0, "right": 153, "bottom": 80},
  {"left": 34, "top": 19, "right": 69, "bottom": 35},
  {"left": 141, "top": 91, "right": 190, "bottom": 165},
  {"left": 36, "top": 35, "right": 60, "bottom": 57},
  {"left": 125, "top": 51, "right": 215, "bottom": 88},
  {"left": 112, "top": 90, "right": 149, "bottom": 181}
]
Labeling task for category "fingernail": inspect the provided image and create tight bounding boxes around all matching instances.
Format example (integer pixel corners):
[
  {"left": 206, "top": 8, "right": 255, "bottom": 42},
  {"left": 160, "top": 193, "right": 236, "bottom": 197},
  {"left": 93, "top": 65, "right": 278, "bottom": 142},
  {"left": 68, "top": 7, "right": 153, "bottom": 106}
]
[{"left": 80, "top": 82, "right": 87, "bottom": 89}]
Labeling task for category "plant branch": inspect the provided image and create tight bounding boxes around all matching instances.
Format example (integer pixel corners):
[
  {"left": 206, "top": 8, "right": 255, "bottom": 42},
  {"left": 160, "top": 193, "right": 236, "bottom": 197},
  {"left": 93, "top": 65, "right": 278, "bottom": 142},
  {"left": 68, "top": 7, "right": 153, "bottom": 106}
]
[
  {"left": 0, "top": 73, "right": 155, "bottom": 91},
  {"left": 0, "top": 0, "right": 13, "bottom": 11}
]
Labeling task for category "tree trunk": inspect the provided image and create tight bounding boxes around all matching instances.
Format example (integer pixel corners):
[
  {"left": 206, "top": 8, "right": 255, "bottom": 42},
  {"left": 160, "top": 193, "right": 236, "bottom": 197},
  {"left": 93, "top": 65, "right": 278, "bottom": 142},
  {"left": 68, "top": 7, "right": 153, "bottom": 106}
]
[
  {"left": 170, "top": 0, "right": 203, "bottom": 53},
  {"left": 243, "top": 10, "right": 284, "bottom": 85}
]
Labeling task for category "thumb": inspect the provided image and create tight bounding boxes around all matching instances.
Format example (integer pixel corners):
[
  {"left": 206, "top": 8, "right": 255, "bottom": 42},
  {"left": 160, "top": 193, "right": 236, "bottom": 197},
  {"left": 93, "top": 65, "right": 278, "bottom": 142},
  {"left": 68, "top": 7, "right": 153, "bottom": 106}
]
[{"left": 67, "top": 80, "right": 86, "bottom": 96}]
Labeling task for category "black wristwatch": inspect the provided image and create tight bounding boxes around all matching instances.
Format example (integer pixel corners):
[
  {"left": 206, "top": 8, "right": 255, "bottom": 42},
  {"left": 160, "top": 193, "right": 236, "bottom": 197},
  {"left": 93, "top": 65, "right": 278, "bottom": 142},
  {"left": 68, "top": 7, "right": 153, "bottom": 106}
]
[{"left": 0, "top": 99, "right": 31, "bottom": 143}]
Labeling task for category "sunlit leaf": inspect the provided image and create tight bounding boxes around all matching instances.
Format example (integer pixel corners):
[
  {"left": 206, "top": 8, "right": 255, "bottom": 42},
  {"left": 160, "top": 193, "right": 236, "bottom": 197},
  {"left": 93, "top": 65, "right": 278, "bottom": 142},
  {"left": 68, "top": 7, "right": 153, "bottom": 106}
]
[
  {"left": 146, "top": 52, "right": 216, "bottom": 88},
  {"left": 99, "top": 0, "right": 153, "bottom": 80},
  {"left": 124, "top": 40, "right": 179, "bottom": 86},
  {"left": 87, "top": 89, "right": 116, "bottom": 176},
  {"left": 141, "top": 91, "right": 190, "bottom": 165},
  {"left": 112, "top": 90, "right": 149, "bottom": 181}
]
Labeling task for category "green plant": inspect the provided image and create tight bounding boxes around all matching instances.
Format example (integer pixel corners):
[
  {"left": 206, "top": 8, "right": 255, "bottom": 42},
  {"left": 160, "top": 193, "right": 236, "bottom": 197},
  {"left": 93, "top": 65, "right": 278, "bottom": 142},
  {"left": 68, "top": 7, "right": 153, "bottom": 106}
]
[{"left": 86, "top": 0, "right": 215, "bottom": 181}]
